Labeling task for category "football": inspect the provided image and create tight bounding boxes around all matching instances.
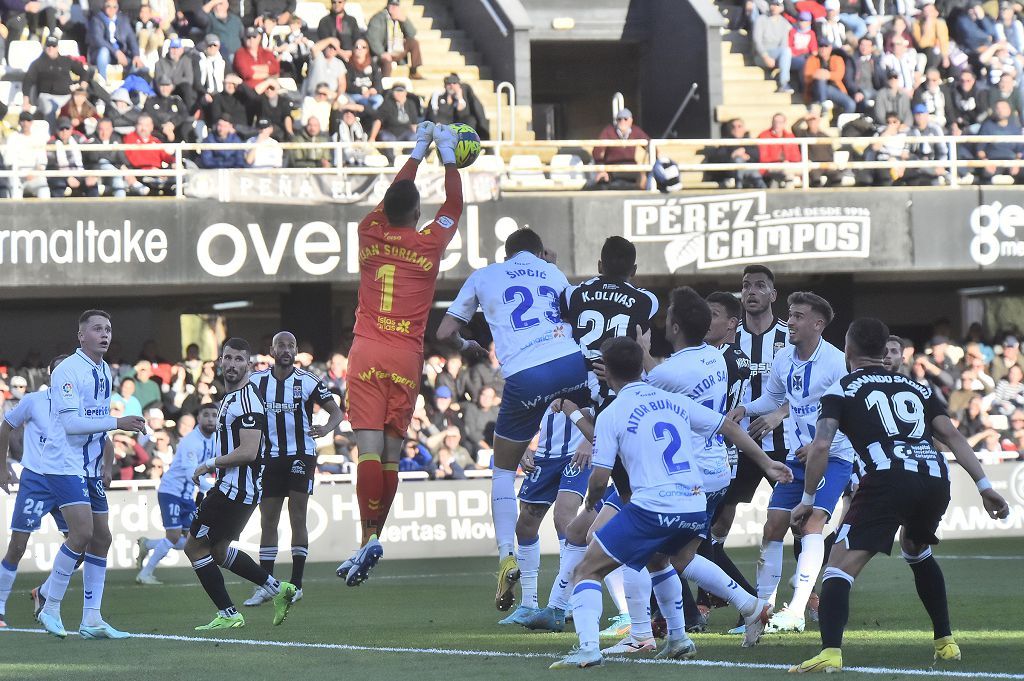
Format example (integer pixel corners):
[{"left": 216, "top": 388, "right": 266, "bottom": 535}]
[{"left": 445, "top": 123, "right": 482, "bottom": 168}]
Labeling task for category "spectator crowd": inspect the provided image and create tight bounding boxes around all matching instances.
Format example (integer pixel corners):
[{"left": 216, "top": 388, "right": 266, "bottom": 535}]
[
  {"left": 0, "top": 335, "right": 513, "bottom": 484},
  {"left": 712, "top": 0, "right": 1024, "bottom": 186},
  {"left": 0, "top": 0, "right": 492, "bottom": 197}
]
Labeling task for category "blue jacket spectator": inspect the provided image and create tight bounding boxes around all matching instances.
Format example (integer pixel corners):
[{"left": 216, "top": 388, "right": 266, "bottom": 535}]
[
  {"left": 399, "top": 441, "right": 434, "bottom": 473},
  {"left": 976, "top": 100, "right": 1024, "bottom": 184},
  {"left": 953, "top": 3, "right": 999, "bottom": 54},
  {"left": 87, "top": 1, "right": 142, "bottom": 78},
  {"left": 200, "top": 118, "right": 247, "bottom": 168}
]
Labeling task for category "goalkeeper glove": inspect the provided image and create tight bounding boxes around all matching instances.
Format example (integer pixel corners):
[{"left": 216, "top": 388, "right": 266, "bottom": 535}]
[
  {"left": 410, "top": 121, "right": 435, "bottom": 161},
  {"left": 433, "top": 124, "right": 458, "bottom": 165}
]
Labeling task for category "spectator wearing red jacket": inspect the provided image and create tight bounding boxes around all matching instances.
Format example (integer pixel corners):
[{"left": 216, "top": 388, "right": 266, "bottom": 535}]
[
  {"left": 592, "top": 108, "right": 651, "bottom": 190},
  {"left": 757, "top": 112, "right": 801, "bottom": 186},
  {"left": 234, "top": 26, "right": 280, "bottom": 88},
  {"left": 123, "top": 113, "right": 176, "bottom": 195},
  {"left": 789, "top": 12, "right": 818, "bottom": 93}
]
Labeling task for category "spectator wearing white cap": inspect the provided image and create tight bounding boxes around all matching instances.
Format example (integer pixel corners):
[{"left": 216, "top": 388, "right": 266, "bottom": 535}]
[
  {"left": 591, "top": 107, "right": 651, "bottom": 190},
  {"left": 833, "top": 0, "right": 867, "bottom": 39},
  {"left": 817, "top": 0, "right": 847, "bottom": 50},
  {"left": 753, "top": 0, "right": 795, "bottom": 93},
  {"left": 993, "top": 336, "right": 1024, "bottom": 382}
]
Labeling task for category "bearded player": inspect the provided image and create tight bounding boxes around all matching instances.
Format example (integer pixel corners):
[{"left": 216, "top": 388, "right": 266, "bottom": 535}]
[{"left": 337, "top": 122, "right": 466, "bottom": 586}]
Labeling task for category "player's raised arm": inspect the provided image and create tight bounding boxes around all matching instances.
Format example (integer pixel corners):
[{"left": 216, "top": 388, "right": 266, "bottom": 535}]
[
  {"left": 718, "top": 414, "right": 793, "bottom": 484},
  {"left": 931, "top": 414, "right": 1011, "bottom": 520},
  {"left": 432, "top": 124, "right": 464, "bottom": 227},
  {"left": 436, "top": 273, "right": 486, "bottom": 355}
]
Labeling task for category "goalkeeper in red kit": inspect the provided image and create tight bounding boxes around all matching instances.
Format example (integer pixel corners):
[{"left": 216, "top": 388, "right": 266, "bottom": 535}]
[{"left": 337, "top": 122, "right": 475, "bottom": 586}]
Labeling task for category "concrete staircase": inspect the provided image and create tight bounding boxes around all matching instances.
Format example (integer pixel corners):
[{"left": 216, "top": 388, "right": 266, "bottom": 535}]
[
  {"left": 342, "top": 0, "right": 534, "bottom": 142},
  {"left": 717, "top": 31, "right": 809, "bottom": 128}
]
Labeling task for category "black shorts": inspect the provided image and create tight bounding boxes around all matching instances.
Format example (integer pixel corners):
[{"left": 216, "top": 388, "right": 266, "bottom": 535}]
[
  {"left": 262, "top": 455, "right": 316, "bottom": 498},
  {"left": 837, "top": 469, "right": 951, "bottom": 555},
  {"left": 189, "top": 490, "right": 257, "bottom": 545},
  {"left": 723, "top": 449, "right": 789, "bottom": 505}
]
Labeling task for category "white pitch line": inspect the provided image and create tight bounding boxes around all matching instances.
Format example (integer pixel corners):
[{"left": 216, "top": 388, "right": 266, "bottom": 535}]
[
  {"left": 3, "top": 628, "right": 1022, "bottom": 679},
  {"left": 938, "top": 555, "right": 1023, "bottom": 560},
  {"left": 93, "top": 571, "right": 485, "bottom": 591}
]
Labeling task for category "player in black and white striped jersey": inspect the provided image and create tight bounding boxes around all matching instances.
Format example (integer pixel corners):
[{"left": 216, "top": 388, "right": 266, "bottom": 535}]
[
  {"left": 184, "top": 337, "right": 298, "bottom": 631},
  {"left": 788, "top": 318, "right": 1009, "bottom": 673},
  {"left": 715, "top": 265, "right": 791, "bottom": 542},
  {"left": 244, "top": 331, "right": 342, "bottom": 608}
]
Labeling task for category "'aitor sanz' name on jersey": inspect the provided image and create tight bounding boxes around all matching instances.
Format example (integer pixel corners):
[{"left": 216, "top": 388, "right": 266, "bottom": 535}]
[{"left": 645, "top": 343, "right": 732, "bottom": 493}]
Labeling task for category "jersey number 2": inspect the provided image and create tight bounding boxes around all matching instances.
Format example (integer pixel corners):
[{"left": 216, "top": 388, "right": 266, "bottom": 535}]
[{"left": 654, "top": 421, "right": 690, "bottom": 475}]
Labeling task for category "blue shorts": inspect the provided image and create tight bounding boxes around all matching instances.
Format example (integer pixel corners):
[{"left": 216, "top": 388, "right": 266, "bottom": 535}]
[
  {"left": 700, "top": 488, "right": 728, "bottom": 540},
  {"left": 10, "top": 470, "right": 89, "bottom": 533},
  {"left": 494, "top": 353, "right": 589, "bottom": 442},
  {"left": 86, "top": 477, "right": 108, "bottom": 514},
  {"left": 158, "top": 492, "right": 197, "bottom": 530},
  {"left": 594, "top": 502, "right": 707, "bottom": 571},
  {"left": 594, "top": 486, "right": 622, "bottom": 514},
  {"left": 769, "top": 457, "right": 854, "bottom": 518},
  {"left": 518, "top": 456, "right": 591, "bottom": 505}
]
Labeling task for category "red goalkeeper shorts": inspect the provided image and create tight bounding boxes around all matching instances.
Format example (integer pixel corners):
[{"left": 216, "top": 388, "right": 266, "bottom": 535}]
[{"left": 346, "top": 337, "right": 422, "bottom": 438}]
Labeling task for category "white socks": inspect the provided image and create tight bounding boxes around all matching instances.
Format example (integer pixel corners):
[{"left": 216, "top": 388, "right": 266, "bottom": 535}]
[
  {"left": 570, "top": 580, "right": 603, "bottom": 648},
  {"left": 623, "top": 567, "right": 653, "bottom": 640},
  {"left": 81, "top": 553, "right": 107, "bottom": 626},
  {"left": 0, "top": 559, "right": 17, "bottom": 614},
  {"left": 757, "top": 540, "right": 784, "bottom": 605},
  {"left": 41, "top": 544, "right": 82, "bottom": 615},
  {"left": 790, "top": 533, "right": 825, "bottom": 614},
  {"left": 604, "top": 566, "right": 628, "bottom": 615},
  {"left": 491, "top": 468, "right": 517, "bottom": 557},
  {"left": 550, "top": 542, "right": 586, "bottom": 610},
  {"left": 650, "top": 566, "right": 685, "bottom": 637},
  {"left": 682, "top": 554, "right": 757, "bottom": 615},
  {"left": 516, "top": 537, "right": 541, "bottom": 608}
]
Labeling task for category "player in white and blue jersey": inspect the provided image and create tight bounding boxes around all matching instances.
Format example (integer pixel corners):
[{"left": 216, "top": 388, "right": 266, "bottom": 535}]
[
  {"left": 437, "top": 228, "right": 590, "bottom": 612},
  {"left": 135, "top": 402, "right": 219, "bottom": 585},
  {"left": 732, "top": 292, "right": 855, "bottom": 634},
  {"left": 498, "top": 402, "right": 593, "bottom": 627},
  {"left": 549, "top": 337, "right": 789, "bottom": 669},
  {"left": 642, "top": 287, "right": 785, "bottom": 648},
  {"left": 0, "top": 355, "right": 69, "bottom": 627},
  {"left": 34, "top": 310, "right": 146, "bottom": 640}
]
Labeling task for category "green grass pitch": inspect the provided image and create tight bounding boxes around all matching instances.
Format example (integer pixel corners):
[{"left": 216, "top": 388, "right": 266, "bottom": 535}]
[{"left": 1, "top": 538, "right": 1021, "bottom": 681}]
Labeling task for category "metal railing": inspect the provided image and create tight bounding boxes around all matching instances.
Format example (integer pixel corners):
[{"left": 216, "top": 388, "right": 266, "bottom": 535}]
[{"left": 5, "top": 134, "right": 1024, "bottom": 196}]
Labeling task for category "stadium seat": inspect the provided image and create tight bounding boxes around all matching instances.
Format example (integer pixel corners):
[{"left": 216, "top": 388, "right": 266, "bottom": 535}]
[
  {"left": 835, "top": 113, "right": 860, "bottom": 132},
  {"left": 58, "top": 39, "right": 80, "bottom": 56},
  {"left": 8, "top": 40, "right": 43, "bottom": 72},
  {"left": 549, "top": 153, "right": 586, "bottom": 190},
  {"left": 295, "top": 1, "right": 328, "bottom": 27},
  {"left": 363, "top": 154, "right": 390, "bottom": 168},
  {"left": 473, "top": 153, "right": 505, "bottom": 174},
  {"left": 0, "top": 82, "right": 11, "bottom": 107},
  {"left": 346, "top": 2, "right": 367, "bottom": 29},
  {"left": 276, "top": 77, "right": 298, "bottom": 92},
  {"left": 30, "top": 119, "right": 50, "bottom": 142},
  {"left": 501, "top": 154, "right": 555, "bottom": 191}
]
